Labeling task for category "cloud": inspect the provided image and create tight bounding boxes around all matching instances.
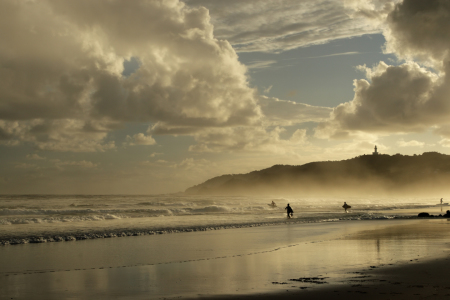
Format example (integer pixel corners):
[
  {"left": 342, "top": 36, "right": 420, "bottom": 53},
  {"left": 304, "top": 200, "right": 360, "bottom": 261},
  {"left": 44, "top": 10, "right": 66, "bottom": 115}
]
[
  {"left": 188, "top": 126, "right": 308, "bottom": 154},
  {"left": 54, "top": 160, "right": 98, "bottom": 169},
  {"left": 324, "top": 140, "right": 382, "bottom": 156},
  {"left": 149, "top": 95, "right": 331, "bottom": 136},
  {"left": 184, "top": 0, "right": 380, "bottom": 53},
  {"left": 439, "top": 139, "right": 450, "bottom": 148},
  {"left": 316, "top": 61, "right": 446, "bottom": 137},
  {"left": 397, "top": 139, "right": 424, "bottom": 147},
  {"left": 344, "top": 0, "right": 398, "bottom": 23},
  {"left": 305, "top": 51, "right": 361, "bottom": 59},
  {"left": 315, "top": 0, "right": 450, "bottom": 141},
  {"left": 384, "top": 0, "right": 450, "bottom": 69},
  {"left": 8, "top": 0, "right": 434, "bottom": 156},
  {"left": 263, "top": 85, "right": 273, "bottom": 94},
  {"left": 246, "top": 60, "right": 277, "bottom": 70},
  {"left": 173, "top": 158, "right": 210, "bottom": 169},
  {"left": 0, "top": 0, "right": 262, "bottom": 151},
  {"left": 141, "top": 157, "right": 219, "bottom": 181},
  {"left": 290, "top": 129, "right": 308, "bottom": 144},
  {"left": 14, "top": 163, "right": 39, "bottom": 169},
  {"left": 150, "top": 152, "right": 163, "bottom": 158},
  {"left": 0, "top": 119, "right": 116, "bottom": 152},
  {"left": 26, "top": 154, "right": 45, "bottom": 160},
  {"left": 171, "top": 158, "right": 219, "bottom": 178},
  {"left": 148, "top": 95, "right": 329, "bottom": 153},
  {"left": 259, "top": 96, "right": 332, "bottom": 126},
  {"left": 317, "top": 0, "right": 450, "bottom": 139},
  {"left": 126, "top": 133, "right": 156, "bottom": 146},
  {"left": 433, "top": 125, "right": 450, "bottom": 138}
]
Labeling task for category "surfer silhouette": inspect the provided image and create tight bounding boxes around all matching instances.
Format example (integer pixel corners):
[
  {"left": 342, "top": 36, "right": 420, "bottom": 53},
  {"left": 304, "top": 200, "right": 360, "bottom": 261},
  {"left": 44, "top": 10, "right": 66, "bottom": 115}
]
[
  {"left": 285, "top": 203, "right": 293, "bottom": 218},
  {"left": 268, "top": 201, "right": 277, "bottom": 208},
  {"left": 343, "top": 202, "right": 351, "bottom": 213}
]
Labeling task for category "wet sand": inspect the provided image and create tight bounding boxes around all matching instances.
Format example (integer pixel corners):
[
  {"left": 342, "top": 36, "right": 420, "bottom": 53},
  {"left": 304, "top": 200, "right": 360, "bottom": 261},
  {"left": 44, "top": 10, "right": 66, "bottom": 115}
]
[
  {"left": 195, "top": 219, "right": 450, "bottom": 300},
  {"left": 1, "top": 219, "right": 450, "bottom": 299},
  {"left": 199, "top": 257, "right": 450, "bottom": 300}
]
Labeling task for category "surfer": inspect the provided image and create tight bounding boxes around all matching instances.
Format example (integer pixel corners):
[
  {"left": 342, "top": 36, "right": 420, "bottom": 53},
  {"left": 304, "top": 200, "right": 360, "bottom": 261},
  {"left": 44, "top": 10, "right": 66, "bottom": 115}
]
[
  {"left": 285, "top": 203, "right": 293, "bottom": 218},
  {"left": 343, "top": 202, "right": 351, "bottom": 213},
  {"left": 268, "top": 201, "right": 277, "bottom": 208}
]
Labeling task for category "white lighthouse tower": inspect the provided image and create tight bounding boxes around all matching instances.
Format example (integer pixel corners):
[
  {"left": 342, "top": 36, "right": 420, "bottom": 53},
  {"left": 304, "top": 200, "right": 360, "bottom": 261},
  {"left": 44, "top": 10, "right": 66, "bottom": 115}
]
[{"left": 372, "top": 145, "right": 378, "bottom": 155}]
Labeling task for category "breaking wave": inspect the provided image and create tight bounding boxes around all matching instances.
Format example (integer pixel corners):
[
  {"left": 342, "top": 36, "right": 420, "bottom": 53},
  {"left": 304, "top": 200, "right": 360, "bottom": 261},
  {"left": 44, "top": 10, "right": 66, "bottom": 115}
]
[{"left": 0, "top": 194, "right": 446, "bottom": 245}]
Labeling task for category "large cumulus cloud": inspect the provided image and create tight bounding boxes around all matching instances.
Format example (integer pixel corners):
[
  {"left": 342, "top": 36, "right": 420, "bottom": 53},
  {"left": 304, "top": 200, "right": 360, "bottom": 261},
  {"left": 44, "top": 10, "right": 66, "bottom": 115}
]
[
  {"left": 0, "top": 0, "right": 263, "bottom": 151},
  {"left": 0, "top": 0, "right": 360, "bottom": 154},
  {"left": 385, "top": 0, "right": 450, "bottom": 68},
  {"left": 317, "top": 0, "right": 450, "bottom": 140}
]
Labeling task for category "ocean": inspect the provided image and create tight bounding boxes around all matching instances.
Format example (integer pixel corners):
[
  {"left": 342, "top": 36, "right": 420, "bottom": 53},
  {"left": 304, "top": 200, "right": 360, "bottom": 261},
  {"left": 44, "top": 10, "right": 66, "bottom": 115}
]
[{"left": 0, "top": 194, "right": 445, "bottom": 245}]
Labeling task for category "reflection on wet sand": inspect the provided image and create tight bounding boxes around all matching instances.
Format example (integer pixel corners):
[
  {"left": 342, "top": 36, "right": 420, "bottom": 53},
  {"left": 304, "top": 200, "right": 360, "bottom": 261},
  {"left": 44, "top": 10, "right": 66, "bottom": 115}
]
[{"left": 1, "top": 220, "right": 450, "bottom": 299}]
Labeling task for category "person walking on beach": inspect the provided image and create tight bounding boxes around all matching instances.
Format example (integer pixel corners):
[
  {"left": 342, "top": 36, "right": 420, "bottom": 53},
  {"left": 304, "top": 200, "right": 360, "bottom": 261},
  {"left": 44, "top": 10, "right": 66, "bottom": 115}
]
[
  {"left": 285, "top": 203, "right": 293, "bottom": 218},
  {"left": 342, "top": 202, "right": 351, "bottom": 213}
]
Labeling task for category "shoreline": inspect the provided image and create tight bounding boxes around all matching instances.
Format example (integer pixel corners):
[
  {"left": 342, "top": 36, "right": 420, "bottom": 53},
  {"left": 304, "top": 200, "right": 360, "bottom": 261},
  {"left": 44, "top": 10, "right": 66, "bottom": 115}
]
[
  {"left": 0, "top": 214, "right": 424, "bottom": 246},
  {"left": 2, "top": 219, "right": 450, "bottom": 299}
]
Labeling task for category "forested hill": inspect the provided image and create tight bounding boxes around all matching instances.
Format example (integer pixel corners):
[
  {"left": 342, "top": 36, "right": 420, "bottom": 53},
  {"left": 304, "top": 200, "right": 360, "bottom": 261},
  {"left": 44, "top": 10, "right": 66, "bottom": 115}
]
[{"left": 185, "top": 152, "right": 450, "bottom": 196}]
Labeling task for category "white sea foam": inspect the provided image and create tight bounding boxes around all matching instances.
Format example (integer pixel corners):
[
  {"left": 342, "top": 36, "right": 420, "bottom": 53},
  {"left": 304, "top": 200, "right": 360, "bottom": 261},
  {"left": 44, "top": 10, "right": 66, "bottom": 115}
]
[{"left": 0, "top": 194, "right": 446, "bottom": 245}]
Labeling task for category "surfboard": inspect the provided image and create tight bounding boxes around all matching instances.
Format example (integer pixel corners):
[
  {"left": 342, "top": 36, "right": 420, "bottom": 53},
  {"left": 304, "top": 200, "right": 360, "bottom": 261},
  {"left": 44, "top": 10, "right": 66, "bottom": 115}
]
[{"left": 342, "top": 204, "right": 351, "bottom": 209}]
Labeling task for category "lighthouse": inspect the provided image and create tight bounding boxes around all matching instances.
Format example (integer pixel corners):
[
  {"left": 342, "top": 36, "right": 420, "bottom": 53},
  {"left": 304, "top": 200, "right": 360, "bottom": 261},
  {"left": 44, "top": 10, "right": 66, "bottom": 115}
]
[{"left": 372, "top": 145, "right": 378, "bottom": 155}]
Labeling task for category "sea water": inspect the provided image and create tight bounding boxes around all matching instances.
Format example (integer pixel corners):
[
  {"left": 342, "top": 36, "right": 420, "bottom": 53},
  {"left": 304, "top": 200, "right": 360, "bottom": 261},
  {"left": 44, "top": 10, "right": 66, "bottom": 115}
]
[{"left": 0, "top": 194, "right": 445, "bottom": 245}]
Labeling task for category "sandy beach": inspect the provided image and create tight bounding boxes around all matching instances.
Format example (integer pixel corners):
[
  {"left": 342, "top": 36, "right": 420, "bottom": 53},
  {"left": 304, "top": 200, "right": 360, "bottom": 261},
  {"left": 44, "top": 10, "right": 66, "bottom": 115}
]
[
  {"left": 201, "top": 256, "right": 450, "bottom": 300},
  {"left": 1, "top": 217, "right": 450, "bottom": 299},
  {"left": 194, "top": 219, "right": 450, "bottom": 300}
]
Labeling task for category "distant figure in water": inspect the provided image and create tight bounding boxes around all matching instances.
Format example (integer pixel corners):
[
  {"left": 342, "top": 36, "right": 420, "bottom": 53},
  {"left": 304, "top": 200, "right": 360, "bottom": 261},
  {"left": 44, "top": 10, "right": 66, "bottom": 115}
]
[
  {"left": 272, "top": 201, "right": 276, "bottom": 206},
  {"left": 285, "top": 203, "right": 294, "bottom": 218},
  {"left": 343, "top": 202, "right": 351, "bottom": 213},
  {"left": 441, "top": 198, "right": 443, "bottom": 205}
]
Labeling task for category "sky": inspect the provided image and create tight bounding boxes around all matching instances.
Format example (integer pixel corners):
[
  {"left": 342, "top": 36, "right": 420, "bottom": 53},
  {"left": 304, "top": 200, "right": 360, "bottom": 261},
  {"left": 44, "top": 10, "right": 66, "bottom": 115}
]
[{"left": 1, "top": 0, "right": 450, "bottom": 194}]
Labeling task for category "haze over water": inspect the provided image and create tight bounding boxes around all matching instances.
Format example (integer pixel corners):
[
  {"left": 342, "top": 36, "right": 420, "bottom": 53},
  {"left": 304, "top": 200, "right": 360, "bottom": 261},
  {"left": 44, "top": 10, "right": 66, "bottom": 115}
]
[{"left": 0, "top": 194, "right": 446, "bottom": 244}]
